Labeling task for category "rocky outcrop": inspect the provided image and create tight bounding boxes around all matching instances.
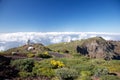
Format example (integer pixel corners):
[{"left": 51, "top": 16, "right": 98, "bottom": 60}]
[
  {"left": 109, "top": 41, "right": 120, "bottom": 55},
  {"left": 77, "top": 37, "right": 117, "bottom": 60}
]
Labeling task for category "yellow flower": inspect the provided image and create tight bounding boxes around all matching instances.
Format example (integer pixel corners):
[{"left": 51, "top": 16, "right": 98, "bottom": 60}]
[{"left": 50, "top": 60, "right": 65, "bottom": 68}]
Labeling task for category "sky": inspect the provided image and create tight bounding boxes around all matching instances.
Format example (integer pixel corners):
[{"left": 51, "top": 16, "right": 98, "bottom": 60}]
[{"left": 0, "top": 0, "right": 120, "bottom": 33}]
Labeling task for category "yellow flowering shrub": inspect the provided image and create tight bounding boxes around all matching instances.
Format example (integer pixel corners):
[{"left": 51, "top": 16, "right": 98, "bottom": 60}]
[{"left": 50, "top": 60, "right": 65, "bottom": 69}]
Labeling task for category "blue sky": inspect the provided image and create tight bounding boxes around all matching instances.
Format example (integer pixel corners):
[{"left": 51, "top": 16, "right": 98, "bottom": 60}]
[{"left": 0, "top": 0, "right": 120, "bottom": 32}]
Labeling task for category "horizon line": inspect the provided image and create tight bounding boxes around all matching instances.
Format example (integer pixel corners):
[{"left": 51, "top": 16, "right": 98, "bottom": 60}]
[{"left": 0, "top": 32, "right": 120, "bottom": 35}]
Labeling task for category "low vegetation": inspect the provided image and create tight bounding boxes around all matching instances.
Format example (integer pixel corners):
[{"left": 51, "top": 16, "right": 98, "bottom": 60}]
[
  {"left": 36, "top": 51, "right": 52, "bottom": 58},
  {"left": 0, "top": 37, "right": 120, "bottom": 80},
  {"left": 1, "top": 54, "right": 120, "bottom": 80}
]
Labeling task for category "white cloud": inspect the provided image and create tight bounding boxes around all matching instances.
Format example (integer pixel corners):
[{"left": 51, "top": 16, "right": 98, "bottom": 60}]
[
  {"left": 0, "top": 32, "right": 120, "bottom": 51},
  {"left": 63, "top": 36, "right": 71, "bottom": 42},
  {"left": 0, "top": 46, "right": 5, "bottom": 51},
  {"left": 50, "top": 36, "right": 63, "bottom": 43}
]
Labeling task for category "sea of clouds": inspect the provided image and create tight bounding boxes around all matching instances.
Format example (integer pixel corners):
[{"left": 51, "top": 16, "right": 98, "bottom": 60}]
[{"left": 0, "top": 32, "right": 120, "bottom": 51}]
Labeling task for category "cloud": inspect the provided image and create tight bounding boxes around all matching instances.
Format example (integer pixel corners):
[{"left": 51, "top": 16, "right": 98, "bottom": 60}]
[
  {"left": 0, "top": 32, "right": 120, "bottom": 51},
  {"left": 0, "top": 46, "right": 5, "bottom": 51}
]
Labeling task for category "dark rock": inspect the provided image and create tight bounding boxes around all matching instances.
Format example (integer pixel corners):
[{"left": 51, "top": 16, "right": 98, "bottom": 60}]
[{"left": 76, "top": 37, "right": 117, "bottom": 59}]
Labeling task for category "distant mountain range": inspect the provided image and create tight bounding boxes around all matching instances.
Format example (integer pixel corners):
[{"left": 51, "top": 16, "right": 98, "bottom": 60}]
[{"left": 0, "top": 32, "right": 120, "bottom": 51}]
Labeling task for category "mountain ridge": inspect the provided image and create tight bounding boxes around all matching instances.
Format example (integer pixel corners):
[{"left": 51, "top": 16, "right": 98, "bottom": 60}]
[
  {"left": 2, "top": 36, "right": 120, "bottom": 60},
  {"left": 48, "top": 37, "right": 120, "bottom": 60}
]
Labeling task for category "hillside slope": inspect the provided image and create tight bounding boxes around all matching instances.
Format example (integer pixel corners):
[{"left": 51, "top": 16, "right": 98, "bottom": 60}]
[
  {"left": 4, "top": 43, "right": 51, "bottom": 55},
  {"left": 48, "top": 37, "right": 120, "bottom": 59}
]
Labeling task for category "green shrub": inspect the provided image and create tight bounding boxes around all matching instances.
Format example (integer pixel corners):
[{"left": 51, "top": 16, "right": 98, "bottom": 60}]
[
  {"left": 100, "top": 75, "right": 120, "bottom": 80},
  {"left": 32, "top": 60, "right": 55, "bottom": 77},
  {"left": 80, "top": 71, "right": 92, "bottom": 80},
  {"left": 60, "top": 49, "right": 69, "bottom": 53},
  {"left": 59, "top": 58, "right": 84, "bottom": 68},
  {"left": 104, "top": 60, "right": 120, "bottom": 73},
  {"left": 34, "top": 67, "right": 55, "bottom": 77},
  {"left": 27, "top": 53, "right": 35, "bottom": 58},
  {"left": 90, "top": 59, "right": 106, "bottom": 66},
  {"left": 71, "top": 64, "right": 94, "bottom": 74},
  {"left": 72, "top": 53, "right": 81, "bottom": 58},
  {"left": 19, "top": 71, "right": 33, "bottom": 78},
  {"left": 51, "top": 76, "right": 59, "bottom": 80},
  {"left": 81, "top": 71, "right": 92, "bottom": 77},
  {"left": 94, "top": 68, "right": 109, "bottom": 77},
  {"left": 33, "top": 59, "right": 52, "bottom": 68},
  {"left": 11, "top": 58, "right": 34, "bottom": 72},
  {"left": 55, "top": 68, "right": 78, "bottom": 80},
  {"left": 37, "top": 52, "right": 52, "bottom": 58},
  {"left": 80, "top": 56, "right": 88, "bottom": 61},
  {"left": 79, "top": 76, "right": 92, "bottom": 80}
]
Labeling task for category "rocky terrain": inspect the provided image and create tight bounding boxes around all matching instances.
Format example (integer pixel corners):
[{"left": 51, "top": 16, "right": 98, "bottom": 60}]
[
  {"left": 1, "top": 36, "right": 120, "bottom": 80},
  {"left": 48, "top": 37, "right": 120, "bottom": 60}
]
